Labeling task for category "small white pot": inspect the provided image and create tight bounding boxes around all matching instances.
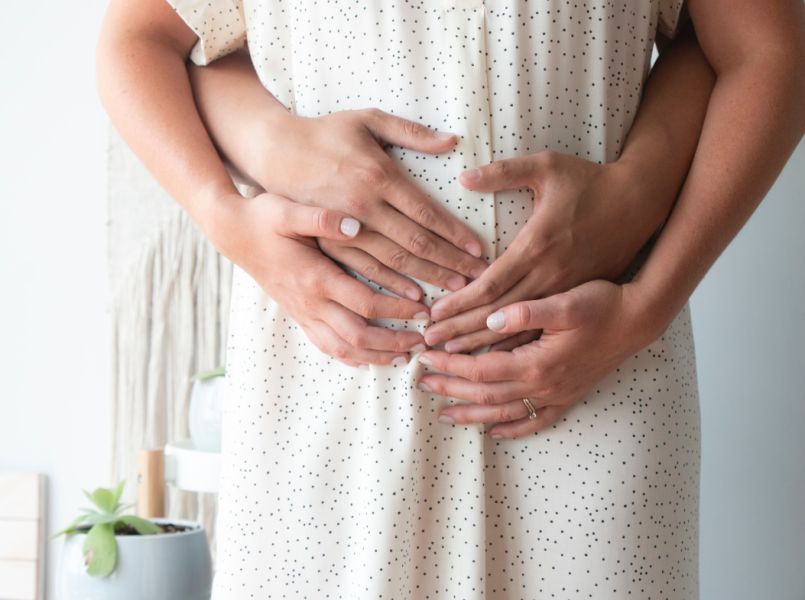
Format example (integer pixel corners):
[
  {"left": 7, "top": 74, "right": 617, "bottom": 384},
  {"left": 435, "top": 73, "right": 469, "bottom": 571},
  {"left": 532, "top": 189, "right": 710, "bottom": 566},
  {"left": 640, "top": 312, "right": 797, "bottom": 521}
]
[
  {"left": 58, "top": 519, "right": 212, "bottom": 600},
  {"left": 189, "top": 375, "right": 227, "bottom": 452}
]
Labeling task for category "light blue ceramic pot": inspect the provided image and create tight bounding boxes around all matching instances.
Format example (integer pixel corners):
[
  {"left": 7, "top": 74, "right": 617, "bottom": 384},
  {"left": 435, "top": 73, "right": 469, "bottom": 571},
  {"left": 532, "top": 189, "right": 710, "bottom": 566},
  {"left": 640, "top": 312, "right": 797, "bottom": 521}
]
[{"left": 58, "top": 519, "right": 212, "bottom": 600}]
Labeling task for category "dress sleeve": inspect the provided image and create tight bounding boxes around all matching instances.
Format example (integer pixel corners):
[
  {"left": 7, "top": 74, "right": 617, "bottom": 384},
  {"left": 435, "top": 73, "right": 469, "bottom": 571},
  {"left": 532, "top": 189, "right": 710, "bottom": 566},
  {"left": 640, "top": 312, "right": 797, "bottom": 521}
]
[
  {"left": 657, "top": 0, "right": 686, "bottom": 39},
  {"left": 165, "top": 0, "right": 247, "bottom": 66}
]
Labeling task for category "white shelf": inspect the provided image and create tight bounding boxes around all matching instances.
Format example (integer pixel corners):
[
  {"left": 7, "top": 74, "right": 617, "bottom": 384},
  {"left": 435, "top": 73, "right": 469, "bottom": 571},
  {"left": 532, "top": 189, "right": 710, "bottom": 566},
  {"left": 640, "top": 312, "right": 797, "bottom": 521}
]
[{"left": 164, "top": 440, "right": 220, "bottom": 494}]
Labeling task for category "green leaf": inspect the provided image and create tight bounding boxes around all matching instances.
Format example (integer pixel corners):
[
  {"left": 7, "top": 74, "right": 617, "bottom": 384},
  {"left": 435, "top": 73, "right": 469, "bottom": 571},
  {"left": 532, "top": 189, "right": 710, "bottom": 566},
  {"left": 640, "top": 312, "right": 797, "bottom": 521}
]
[
  {"left": 118, "top": 515, "right": 162, "bottom": 536},
  {"left": 191, "top": 365, "right": 226, "bottom": 382},
  {"left": 89, "top": 488, "right": 116, "bottom": 514},
  {"left": 50, "top": 514, "right": 88, "bottom": 539},
  {"left": 82, "top": 513, "right": 123, "bottom": 527},
  {"left": 111, "top": 481, "right": 126, "bottom": 509},
  {"left": 82, "top": 523, "right": 117, "bottom": 577}
]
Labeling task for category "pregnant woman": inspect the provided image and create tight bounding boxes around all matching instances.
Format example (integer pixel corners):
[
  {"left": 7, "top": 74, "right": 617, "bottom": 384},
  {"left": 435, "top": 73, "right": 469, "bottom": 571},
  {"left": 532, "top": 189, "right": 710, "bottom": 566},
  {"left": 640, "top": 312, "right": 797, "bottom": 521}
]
[{"left": 96, "top": 0, "right": 804, "bottom": 597}]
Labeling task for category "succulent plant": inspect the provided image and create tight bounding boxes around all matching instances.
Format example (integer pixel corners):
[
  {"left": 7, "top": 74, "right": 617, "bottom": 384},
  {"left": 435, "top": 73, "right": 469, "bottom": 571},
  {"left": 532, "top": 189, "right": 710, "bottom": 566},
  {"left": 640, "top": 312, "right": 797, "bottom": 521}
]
[{"left": 53, "top": 481, "right": 162, "bottom": 577}]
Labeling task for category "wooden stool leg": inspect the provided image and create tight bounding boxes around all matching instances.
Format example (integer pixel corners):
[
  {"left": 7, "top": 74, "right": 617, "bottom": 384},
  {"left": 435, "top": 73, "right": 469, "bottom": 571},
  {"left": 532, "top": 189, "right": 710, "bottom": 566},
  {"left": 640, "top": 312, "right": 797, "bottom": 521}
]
[{"left": 137, "top": 449, "right": 165, "bottom": 518}]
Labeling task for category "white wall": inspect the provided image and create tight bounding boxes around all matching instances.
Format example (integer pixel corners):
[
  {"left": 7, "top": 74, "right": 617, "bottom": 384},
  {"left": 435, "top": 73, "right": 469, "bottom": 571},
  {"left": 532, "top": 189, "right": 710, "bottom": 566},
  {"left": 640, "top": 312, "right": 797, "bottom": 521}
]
[
  {"left": 691, "top": 139, "right": 805, "bottom": 600},
  {"left": 0, "top": 2, "right": 802, "bottom": 599},
  {"left": 0, "top": 2, "right": 112, "bottom": 599}
]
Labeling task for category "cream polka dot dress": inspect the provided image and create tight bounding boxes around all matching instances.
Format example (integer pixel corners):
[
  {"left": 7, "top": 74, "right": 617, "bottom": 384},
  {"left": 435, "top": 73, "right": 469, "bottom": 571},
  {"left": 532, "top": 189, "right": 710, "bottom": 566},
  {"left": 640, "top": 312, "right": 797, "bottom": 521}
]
[{"left": 167, "top": 0, "right": 700, "bottom": 597}]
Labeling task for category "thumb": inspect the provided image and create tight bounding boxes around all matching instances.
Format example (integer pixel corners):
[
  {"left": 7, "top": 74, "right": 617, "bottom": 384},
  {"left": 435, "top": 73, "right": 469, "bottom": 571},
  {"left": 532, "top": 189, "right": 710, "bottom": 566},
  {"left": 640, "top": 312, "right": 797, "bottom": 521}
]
[
  {"left": 459, "top": 154, "right": 537, "bottom": 193},
  {"left": 486, "top": 294, "right": 575, "bottom": 334},
  {"left": 363, "top": 109, "right": 458, "bottom": 153},
  {"left": 278, "top": 202, "right": 361, "bottom": 240}
]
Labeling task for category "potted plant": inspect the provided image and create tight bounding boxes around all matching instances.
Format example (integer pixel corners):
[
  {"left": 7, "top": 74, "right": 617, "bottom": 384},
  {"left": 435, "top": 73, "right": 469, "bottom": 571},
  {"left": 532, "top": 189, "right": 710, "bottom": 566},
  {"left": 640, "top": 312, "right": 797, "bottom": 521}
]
[
  {"left": 188, "top": 365, "right": 227, "bottom": 452},
  {"left": 55, "top": 481, "right": 212, "bottom": 600}
]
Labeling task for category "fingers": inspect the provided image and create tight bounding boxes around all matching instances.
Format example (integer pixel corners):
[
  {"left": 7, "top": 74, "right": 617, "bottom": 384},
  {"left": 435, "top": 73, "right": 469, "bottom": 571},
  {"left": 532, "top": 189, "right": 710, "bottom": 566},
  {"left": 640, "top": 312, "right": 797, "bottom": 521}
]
[
  {"left": 375, "top": 207, "right": 486, "bottom": 281},
  {"left": 418, "top": 349, "right": 523, "bottom": 383},
  {"left": 326, "top": 270, "right": 430, "bottom": 321},
  {"left": 488, "top": 330, "right": 542, "bottom": 352},
  {"left": 381, "top": 169, "right": 486, "bottom": 260},
  {"left": 458, "top": 152, "right": 549, "bottom": 193},
  {"left": 348, "top": 230, "right": 472, "bottom": 292},
  {"left": 274, "top": 196, "right": 361, "bottom": 240},
  {"left": 306, "top": 318, "right": 408, "bottom": 367},
  {"left": 485, "top": 293, "right": 576, "bottom": 334},
  {"left": 417, "top": 374, "right": 531, "bottom": 407},
  {"left": 362, "top": 107, "right": 459, "bottom": 155},
  {"left": 429, "top": 235, "right": 532, "bottom": 321},
  {"left": 486, "top": 405, "right": 567, "bottom": 439},
  {"left": 322, "top": 301, "right": 425, "bottom": 354},
  {"left": 318, "top": 240, "right": 423, "bottom": 301}
]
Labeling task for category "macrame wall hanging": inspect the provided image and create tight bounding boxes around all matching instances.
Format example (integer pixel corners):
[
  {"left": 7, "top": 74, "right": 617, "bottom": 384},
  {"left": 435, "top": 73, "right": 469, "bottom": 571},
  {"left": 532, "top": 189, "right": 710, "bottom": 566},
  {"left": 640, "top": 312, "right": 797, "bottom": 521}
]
[{"left": 106, "top": 128, "right": 232, "bottom": 556}]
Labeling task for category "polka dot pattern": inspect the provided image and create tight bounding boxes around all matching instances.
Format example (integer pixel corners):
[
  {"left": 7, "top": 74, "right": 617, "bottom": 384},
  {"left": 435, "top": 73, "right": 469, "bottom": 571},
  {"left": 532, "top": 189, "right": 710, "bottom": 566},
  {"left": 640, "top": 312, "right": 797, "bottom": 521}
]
[{"left": 166, "top": 0, "right": 697, "bottom": 598}]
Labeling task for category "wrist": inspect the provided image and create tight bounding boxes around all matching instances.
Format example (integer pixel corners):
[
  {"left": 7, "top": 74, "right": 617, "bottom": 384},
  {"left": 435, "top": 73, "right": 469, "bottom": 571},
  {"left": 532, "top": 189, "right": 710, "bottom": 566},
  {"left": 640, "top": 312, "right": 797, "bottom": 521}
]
[
  {"left": 241, "top": 109, "right": 302, "bottom": 189},
  {"left": 606, "top": 156, "right": 671, "bottom": 243},
  {"left": 620, "top": 279, "right": 680, "bottom": 348},
  {"left": 192, "top": 182, "right": 249, "bottom": 259}
]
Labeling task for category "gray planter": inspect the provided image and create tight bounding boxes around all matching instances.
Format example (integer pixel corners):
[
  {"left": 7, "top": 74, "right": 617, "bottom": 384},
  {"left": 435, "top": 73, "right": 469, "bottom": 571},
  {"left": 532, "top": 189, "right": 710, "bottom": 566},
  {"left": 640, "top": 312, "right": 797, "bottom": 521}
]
[{"left": 58, "top": 519, "right": 212, "bottom": 600}]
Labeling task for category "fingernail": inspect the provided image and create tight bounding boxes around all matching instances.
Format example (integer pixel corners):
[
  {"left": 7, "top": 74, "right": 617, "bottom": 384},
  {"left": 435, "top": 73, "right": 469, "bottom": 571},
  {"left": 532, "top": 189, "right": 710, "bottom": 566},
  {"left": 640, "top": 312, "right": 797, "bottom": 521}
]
[
  {"left": 339, "top": 217, "right": 360, "bottom": 237},
  {"left": 418, "top": 355, "right": 433, "bottom": 366},
  {"left": 424, "top": 331, "right": 443, "bottom": 346},
  {"left": 446, "top": 276, "right": 465, "bottom": 291},
  {"left": 489, "top": 432, "right": 503, "bottom": 439},
  {"left": 434, "top": 130, "right": 456, "bottom": 140},
  {"left": 417, "top": 380, "right": 432, "bottom": 392},
  {"left": 444, "top": 340, "right": 463, "bottom": 353},
  {"left": 405, "top": 288, "right": 421, "bottom": 301},
  {"left": 464, "top": 241, "right": 483, "bottom": 258},
  {"left": 470, "top": 265, "right": 486, "bottom": 278},
  {"left": 413, "top": 311, "right": 430, "bottom": 321},
  {"left": 392, "top": 356, "right": 408, "bottom": 367},
  {"left": 486, "top": 311, "right": 505, "bottom": 331},
  {"left": 462, "top": 168, "right": 481, "bottom": 182},
  {"left": 410, "top": 343, "right": 426, "bottom": 353},
  {"left": 438, "top": 414, "right": 455, "bottom": 425}
]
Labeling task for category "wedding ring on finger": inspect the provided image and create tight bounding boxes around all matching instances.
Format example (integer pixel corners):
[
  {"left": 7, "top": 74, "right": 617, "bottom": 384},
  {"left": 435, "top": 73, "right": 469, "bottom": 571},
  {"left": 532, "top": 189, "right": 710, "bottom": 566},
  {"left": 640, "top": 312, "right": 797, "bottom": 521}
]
[{"left": 521, "top": 397, "right": 538, "bottom": 420}]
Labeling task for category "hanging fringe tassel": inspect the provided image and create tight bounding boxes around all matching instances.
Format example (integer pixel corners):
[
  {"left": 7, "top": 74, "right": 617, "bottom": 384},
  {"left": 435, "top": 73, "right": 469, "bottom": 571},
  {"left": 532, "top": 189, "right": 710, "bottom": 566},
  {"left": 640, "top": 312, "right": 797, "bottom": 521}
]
[{"left": 110, "top": 206, "right": 232, "bottom": 559}]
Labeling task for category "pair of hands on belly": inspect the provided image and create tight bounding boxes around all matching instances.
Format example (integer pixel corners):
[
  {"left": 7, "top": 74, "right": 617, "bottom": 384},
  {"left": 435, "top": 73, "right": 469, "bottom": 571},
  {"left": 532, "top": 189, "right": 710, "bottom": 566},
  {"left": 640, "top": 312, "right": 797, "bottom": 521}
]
[{"left": 215, "top": 106, "right": 664, "bottom": 437}]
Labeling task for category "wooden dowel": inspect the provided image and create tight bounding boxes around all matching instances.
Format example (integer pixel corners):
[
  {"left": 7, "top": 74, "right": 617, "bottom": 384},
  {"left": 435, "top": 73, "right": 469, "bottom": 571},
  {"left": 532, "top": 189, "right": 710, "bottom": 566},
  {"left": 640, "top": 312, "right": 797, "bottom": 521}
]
[{"left": 137, "top": 449, "right": 165, "bottom": 518}]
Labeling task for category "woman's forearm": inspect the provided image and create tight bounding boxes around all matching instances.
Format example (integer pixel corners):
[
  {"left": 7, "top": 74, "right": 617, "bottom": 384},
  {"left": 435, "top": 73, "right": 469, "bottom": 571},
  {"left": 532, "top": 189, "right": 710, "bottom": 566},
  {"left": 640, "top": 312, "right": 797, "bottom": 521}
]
[
  {"left": 97, "top": 0, "right": 240, "bottom": 244},
  {"left": 187, "top": 49, "right": 291, "bottom": 187},
  {"left": 628, "top": 2, "right": 805, "bottom": 339}
]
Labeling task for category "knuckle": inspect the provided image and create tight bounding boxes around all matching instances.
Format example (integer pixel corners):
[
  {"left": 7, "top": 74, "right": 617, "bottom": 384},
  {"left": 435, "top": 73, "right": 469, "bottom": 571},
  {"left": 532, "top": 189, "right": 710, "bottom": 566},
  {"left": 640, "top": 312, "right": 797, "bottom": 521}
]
[
  {"left": 315, "top": 207, "right": 331, "bottom": 234},
  {"left": 402, "top": 118, "right": 426, "bottom": 139},
  {"left": 343, "top": 194, "right": 367, "bottom": 218},
  {"left": 331, "top": 343, "right": 350, "bottom": 360},
  {"left": 468, "top": 364, "right": 486, "bottom": 384},
  {"left": 496, "top": 404, "right": 515, "bottom": 421},
  {"left": 489, "top": 160, "right": 510, "bottom": 180},
  {"left": 408, "top": 232, "right": 433, "bottom": 256},
  {"left": 537, "top": 149, "right": 559, "bottom": 169},
  {"left": 353, "top": 161, "right": 389, "bottom": 189},
  {"left": 512, "top": 303, "right": 532, "bottom": 328},
  {"left": 478, "top": 389, "right": 497, "bottom": 406},
  {"left": 414, "top": 203, "right": 436, "bottom": 228},
  {"left": 478, "top": 278, "right": 501, "bottom": 302},
  {"left": 353, "top": 300, "right": 378, "bottom": 319},
  {"left": 388, "top": 249, "right": 409, "bottom": 271},
  {"left": 343, "top": 328, "right": 368, "bottom": 348},
  {"left": 361, "top": 261, "right": 382, "bottom": 282},
  {"left": 556, "top": 293, "right": 579, "bottom": 321}
]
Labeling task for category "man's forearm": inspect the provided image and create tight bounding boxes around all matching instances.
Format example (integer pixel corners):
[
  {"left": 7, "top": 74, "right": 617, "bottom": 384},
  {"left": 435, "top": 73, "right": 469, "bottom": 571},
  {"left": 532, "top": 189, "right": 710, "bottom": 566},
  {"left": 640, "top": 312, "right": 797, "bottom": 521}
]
[
  {"left": 613, "top": 22, "right": 715, "bottom": 246},
  {"left": 628, "top": 5, "right": 805, "bottom": 339}
]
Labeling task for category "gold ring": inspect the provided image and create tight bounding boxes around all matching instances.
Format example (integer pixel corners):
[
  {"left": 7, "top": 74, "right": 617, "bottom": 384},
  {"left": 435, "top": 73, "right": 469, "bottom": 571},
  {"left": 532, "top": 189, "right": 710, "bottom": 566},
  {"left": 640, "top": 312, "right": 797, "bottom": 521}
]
[{"left": 521, "top": 397, "right": 538, "bottom": 419}]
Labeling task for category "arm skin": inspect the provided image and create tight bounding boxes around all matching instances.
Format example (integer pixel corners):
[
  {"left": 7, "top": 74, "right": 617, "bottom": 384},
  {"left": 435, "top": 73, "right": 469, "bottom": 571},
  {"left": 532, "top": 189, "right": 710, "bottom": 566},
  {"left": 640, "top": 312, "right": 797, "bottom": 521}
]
[
  {"left": 96, "top": 0, "right": 438, "bottom": 369},
  {"left": 630, "top": 0, "right": 805, "bottom": 335},
  {"left": 416, "top": 1, "right": 805, "bottom": 439},
  {"left": 185, "top": 19, "right": 714, "bottom": 357}
]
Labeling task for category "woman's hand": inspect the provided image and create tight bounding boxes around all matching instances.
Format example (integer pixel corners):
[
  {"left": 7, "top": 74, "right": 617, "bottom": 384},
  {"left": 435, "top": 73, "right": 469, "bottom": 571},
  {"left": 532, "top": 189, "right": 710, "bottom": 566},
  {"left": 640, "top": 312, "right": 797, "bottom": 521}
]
[
  {"left": 416, "top": 279, "right": 660, "bottom": 439},
  {"left": 232, "top": 103, "right": 490, "bottom": 294},
  {"left": 208, "top": 191, "right": 430, "bottom": 368},
  {"left": 423, "top": 151, "right": 663, "bottom": 352}
]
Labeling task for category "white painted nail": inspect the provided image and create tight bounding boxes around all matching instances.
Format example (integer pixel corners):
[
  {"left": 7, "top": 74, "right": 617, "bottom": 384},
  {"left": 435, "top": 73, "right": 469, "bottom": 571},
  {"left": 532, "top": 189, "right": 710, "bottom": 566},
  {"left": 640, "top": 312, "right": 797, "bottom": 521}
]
[
  {"left": 486, "top": 311, "right": 505, "bottom": 331},
  {"left": 413, "top": 311, "right": 430, "bottom": 321},
  {"left": 434, "top": 130, "right": 456, "bottom": 140},
  {"left": 410, "top": 343, "right": 426, "bottom": 353},
  {"left": 405, "top": 288, "right": 421, "bottom": 301},
  {"left": 339, "top": 217, "right": 360, "bottom": 237},
  {"left": 438, "top": 414, "right": 455, "bottom": 425},
  {"left": 392, "top": 356, "right": 408, "bottom": 367},
  {"left": 416, "top": 380, "right": 432, "bottom": 392},
  {"left": 418, "top": 355, "right": 433, "bottom": 366}
]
